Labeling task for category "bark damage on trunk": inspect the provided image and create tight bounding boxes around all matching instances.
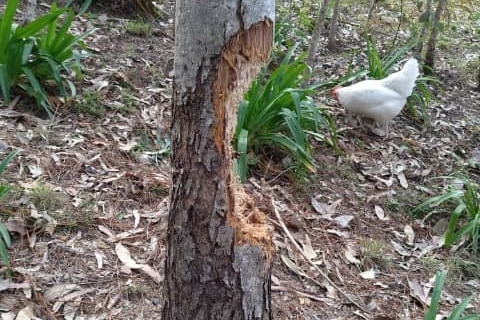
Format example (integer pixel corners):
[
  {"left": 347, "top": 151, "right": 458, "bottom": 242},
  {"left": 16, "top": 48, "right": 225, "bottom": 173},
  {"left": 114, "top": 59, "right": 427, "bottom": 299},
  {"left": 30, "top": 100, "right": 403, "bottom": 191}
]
[{"left": 164, "top": 1, "right": 275, "bottom": 319}]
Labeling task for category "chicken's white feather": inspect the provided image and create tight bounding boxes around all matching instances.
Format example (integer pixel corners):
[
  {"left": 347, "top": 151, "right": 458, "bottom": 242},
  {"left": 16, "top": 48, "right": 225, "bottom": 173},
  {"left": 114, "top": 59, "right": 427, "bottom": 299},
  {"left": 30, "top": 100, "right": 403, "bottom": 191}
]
[{"left": 334, "top": 58, "right": 419, "bottom": 133}]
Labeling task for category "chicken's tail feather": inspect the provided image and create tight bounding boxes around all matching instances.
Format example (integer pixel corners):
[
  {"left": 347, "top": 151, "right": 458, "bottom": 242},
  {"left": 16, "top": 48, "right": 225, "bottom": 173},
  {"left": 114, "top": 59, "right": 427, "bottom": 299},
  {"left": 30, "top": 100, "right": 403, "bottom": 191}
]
[
  {"left": 381, "top": 57, "right": 419, "bottom": 98},
  {"left": 402, "top": 58, "right": 420, "bottom": 84}
]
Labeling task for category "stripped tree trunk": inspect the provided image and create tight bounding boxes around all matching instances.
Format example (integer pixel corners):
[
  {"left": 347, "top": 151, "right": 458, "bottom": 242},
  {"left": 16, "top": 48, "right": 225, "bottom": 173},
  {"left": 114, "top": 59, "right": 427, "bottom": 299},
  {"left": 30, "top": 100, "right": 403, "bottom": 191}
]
[
  {"left": 163, "top": 1, "right": 275, "bottom": 319},
  {"left": 306, "top": 0, "right": 331, "bottom": 67},
  {"left": 424, "top": 0, "right": 448, "bottom": 75}
]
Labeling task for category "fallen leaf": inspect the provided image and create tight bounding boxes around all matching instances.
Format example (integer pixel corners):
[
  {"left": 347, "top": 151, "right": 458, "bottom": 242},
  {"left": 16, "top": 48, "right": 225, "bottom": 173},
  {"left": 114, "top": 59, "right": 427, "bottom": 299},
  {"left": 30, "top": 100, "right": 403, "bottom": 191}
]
[
  {"left": 280, "top": 254, "right": 304, "bottom": 277},
  {"left": 301, "top": 235, "right": 317, "bottom": 260},
  {"left": 140, "top": 264, "right": 164, "bottom": 284},
  {"left": 94, "top": 251, "right": 104, "bottom": 269},
  {"left": 115, "top": 243, "right": 139, "bottom": 269},
  {"left": 359, "top": 269, "right": 376, "bottom": 279},
  {"left": 404, "top": 225, "right": 415, "bottom": 245},
  {"left": 344, "top": 245, "right": 361, "bottom": 264},
  {"left": 44, "top": 284, "right": 80, "bottom": 300},
  {"left": 334, "top": 215, "right": 354, "bottom": 228},
  {"left": 397, "top": 172, "right": 408, "bottom": 189},
  {"left": 311, "top": 198, "right": 342, "bottom": 217},
  {"left": 374, "top": 205, "right": 389, "bottom": 221},
  {"left": 408, "top": 278, "right": 430, "bottom": 305},
  {"left": 15, "top": 306, "right": 34, "bottom": 320},
  {"left": 132, "top": 210, "right": 141, "bottom": 229}
]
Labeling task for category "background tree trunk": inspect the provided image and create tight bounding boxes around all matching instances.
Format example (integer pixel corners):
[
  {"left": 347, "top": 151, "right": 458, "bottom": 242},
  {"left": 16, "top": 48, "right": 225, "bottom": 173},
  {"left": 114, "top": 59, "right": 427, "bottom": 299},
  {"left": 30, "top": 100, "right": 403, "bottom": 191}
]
[
  {"left": 477, "top": 65, "right": 480, "bottom": 91},
  {"left": 424, "top": 0, "right": 448, "bottom": 75},
  {"left": 163, "top": 1, "right": 275, "bottom": 319},
  {"left": 327, "top": 0, "right": 341, "bottom": 53},
  {"left": 414, "top": 0, "right": 433, "bottom": 58},
  {"left": 306, "top": 0, "right": 331, "bottom": 67}
]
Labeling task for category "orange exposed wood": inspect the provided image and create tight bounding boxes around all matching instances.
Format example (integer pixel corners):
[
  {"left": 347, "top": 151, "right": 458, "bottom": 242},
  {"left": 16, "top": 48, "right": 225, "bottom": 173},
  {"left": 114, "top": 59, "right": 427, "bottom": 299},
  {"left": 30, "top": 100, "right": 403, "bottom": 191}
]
[{"left": 212, "top": 20, "right": 274, "bottom": 257}]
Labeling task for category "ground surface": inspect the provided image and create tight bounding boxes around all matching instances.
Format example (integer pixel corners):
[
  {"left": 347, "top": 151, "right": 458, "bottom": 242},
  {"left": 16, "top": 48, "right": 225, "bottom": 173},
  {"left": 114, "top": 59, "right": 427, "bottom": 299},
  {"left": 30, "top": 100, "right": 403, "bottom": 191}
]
[{"left": 0, "top": 1, "right": 479, "bottom": 320}]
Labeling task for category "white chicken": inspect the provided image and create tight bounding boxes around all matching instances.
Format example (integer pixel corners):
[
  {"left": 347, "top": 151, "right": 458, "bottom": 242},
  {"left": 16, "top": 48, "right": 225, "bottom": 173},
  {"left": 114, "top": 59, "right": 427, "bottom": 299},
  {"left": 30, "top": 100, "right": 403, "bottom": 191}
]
[{"left": 333, "top": 58, "right": 419, "bottom": 137}]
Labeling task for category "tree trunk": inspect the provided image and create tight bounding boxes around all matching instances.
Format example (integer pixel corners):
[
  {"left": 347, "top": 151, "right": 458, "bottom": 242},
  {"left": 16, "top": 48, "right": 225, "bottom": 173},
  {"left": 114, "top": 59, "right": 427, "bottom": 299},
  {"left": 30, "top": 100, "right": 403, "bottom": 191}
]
[
  {"left": 424, "top": 0, "right": 448, "bottom": 75},
  {"left": 477, "top": 65, "right": 480, "bottom": 91},
  {"left": 25, "top": 0, "right": 37, "bottom": 23},
  {"left": 327, "top": 0, "right": 341, "bottom": 53},
  {"left": 414, "top": 0, "right": 433, "bottom": 58},
  {"left": 366, "top": 0, "right": 376, "bottom": 25},
  {"left": 163, "top": 1, "right": 275, "bottom": 320},
  {"left": 306, "top": 0, "right": 331, "bottom": 67}
]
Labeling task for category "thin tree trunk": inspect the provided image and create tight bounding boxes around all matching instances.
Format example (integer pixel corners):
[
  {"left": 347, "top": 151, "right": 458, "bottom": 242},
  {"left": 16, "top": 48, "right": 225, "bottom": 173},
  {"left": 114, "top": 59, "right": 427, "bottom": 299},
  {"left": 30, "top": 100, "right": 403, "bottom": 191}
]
[
  {"left": 424, "top": 0, "right": 448, "bottom": 75},
  {"left": 306, "top": 0, "right": 331, "bottom": 67},
  {"left": 366, "top": 0, "right": 376, "bottom": 25},
  {"left": 25, "top": 0, "right": 37, "bottom": 23},
  {"left": 477, "top": 65, "right": 480, "bottom": 91},
  {"left": 414, "top": 0, "right": 433, "bottom": 58},
  {"left": 327, "top": 0, "right": 341, "bottom": 53},
  {"left": 163, "top": 1, "right": 275, "bottom": 319}
]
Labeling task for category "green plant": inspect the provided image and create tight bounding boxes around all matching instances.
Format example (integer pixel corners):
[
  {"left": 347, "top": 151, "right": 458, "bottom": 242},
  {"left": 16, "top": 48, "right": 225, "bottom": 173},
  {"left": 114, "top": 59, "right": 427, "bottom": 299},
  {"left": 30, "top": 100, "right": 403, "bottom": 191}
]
[
  {"left": 125, "top": 20, "right": 153, "bottom": 37},
  {"left": 30, "top": 183, "right": 61, "bottom": 211},
  {"left": 360, "top": 238, "right": 392, "bottom": 269},
  {"left": 130, "top": 128, "right": 170, "bottom": 165},
  {"left": 76, "top": 92, "right": 106, "bottom": 117},
  {"left": 234, "top": 45, "right": 338, "bottom": 183},
  {"left": 413, "top": 177, "right": 480, "bottom": 255},
  {"left": 0, "top": 0, "right": 93, "bottom": 116},
  {"left": 424, "top": 270, "right": 479, "bottom": 320},
  {"left": 0, "top": 149, "right": 19, "bottom": 266}
]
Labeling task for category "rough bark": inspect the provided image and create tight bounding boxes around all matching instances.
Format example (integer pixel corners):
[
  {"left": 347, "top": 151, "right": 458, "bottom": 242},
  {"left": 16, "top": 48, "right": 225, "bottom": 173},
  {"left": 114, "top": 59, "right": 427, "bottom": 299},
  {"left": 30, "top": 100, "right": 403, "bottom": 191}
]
[
  {"left": 306, "top": 0, "right": 331, "bottom": 67},
  {"left": 163, "top": 1, "right": 275, "bottom": 320},
  {"left": 327, "top": 0, "right": 341, "bottom": 53},
  {"left": 424, "top": 0, "right": 448, "bottom": 75}
]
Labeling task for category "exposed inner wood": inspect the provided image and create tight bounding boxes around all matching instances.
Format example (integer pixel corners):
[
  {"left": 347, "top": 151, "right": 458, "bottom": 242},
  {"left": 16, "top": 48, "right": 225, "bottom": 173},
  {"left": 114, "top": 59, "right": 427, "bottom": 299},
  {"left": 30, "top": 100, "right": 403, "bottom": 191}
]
[{"left": 212, "top": 20, "right": 274, "bottom": 257}]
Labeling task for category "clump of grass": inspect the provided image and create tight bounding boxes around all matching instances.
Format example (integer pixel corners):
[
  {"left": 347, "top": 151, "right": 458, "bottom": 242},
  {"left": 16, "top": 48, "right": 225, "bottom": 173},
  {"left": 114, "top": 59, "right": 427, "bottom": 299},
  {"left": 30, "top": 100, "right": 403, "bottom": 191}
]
[
  {"left": 360, "top": 239, "right": 392, "bottom": 270},
  {"left": 129, "top": 127, "right": 170, "bottom": 165},
  {"left": 413, "top": 177, "right": 480, "bottom": 255},
  {"left": 125, "top": 20, "right": 152, "bottom": 37},
  {"left": 424, "top": 270, "right": 478, "bottom": 320},
  {"left": 75, "top": 92, "right": 106, "bottom": 117},
  {"left": 30, "top": 183, "right": 63, "bottom": 211},
  {"left": 447, "top": 253, "right": 480, "bottom": 283},
  {"left": 0, "top": 150, "right": 19, "bottom": 267}
]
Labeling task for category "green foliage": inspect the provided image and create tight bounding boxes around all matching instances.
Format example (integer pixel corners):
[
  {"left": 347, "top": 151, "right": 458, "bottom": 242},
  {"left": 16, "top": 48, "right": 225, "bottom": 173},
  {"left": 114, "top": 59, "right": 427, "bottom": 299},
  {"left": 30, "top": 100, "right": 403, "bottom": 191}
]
[
  {"left": 424, "top": 270, "right": 479, "bottom": 320},
  {"left": 130, "top": 128, "right": 170, "bottom": 165},
  {"left": 0, "top": 0, "right": 93, "bottom": 116},
  {"left": 234, "top": 45, "right": 338, "bottom": 183},
  {"left": 75, "top": 92, "right": 106, "bottom": 117},
  {"left": 30, "top": 183, "right": 61, "bottom": 211},
  {"left": 0, "top": 149, "right": 19, "bottom": 266},
  {"left": 125, "top": 20, "right": 153, "bottom": 37},
  {"left": 413, "top": 178, "right": 480, "bottom": 255},
  {"left": 273, "top": 19, "right": 309, "bottom": 63}
]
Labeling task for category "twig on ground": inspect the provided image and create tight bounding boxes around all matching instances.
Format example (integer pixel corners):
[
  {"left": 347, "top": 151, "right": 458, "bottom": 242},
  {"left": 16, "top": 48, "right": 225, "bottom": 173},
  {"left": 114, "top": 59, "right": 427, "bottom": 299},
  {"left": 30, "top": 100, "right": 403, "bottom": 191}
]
[{"left": 271, "top": 199, "right": 371, "bottom": 314}]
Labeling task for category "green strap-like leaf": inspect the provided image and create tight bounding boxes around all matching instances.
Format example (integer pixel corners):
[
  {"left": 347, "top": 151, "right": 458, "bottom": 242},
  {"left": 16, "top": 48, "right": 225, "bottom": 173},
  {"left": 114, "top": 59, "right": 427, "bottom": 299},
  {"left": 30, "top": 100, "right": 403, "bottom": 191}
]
[
  {"left": 0, "top": 149, "right": 19, "bottom": 175},
  {"left": 0, "top": 0, "right": 20, "bottom": 55},
  {"left": 425, "top": 270, "right": 446, "bottom": 320},
  {"left": 0, "top": 223, "right": 11, "bottom": 248}
]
